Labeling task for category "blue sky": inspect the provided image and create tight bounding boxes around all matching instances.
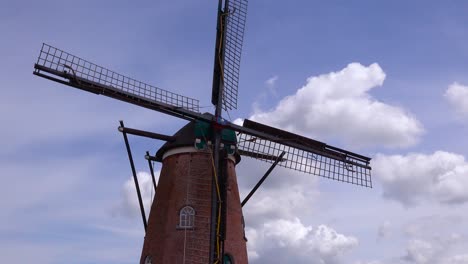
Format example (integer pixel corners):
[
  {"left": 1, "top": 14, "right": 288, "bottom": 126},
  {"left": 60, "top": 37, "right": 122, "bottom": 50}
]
[{"left": 1, "top": 1, "right": 468, "bottom": 263}]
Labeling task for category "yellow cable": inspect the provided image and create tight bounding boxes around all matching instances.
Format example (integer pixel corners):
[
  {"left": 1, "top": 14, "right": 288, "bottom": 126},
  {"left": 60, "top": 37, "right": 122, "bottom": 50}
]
[
  {"left": 202, "top": 11, "right": 233, "bottom": 255},
  {"left": 210, "top": 151, "right": 222, "bottom": 263},
  {"left": 203, "top": 130, "right": 224, "bottom": 264}
]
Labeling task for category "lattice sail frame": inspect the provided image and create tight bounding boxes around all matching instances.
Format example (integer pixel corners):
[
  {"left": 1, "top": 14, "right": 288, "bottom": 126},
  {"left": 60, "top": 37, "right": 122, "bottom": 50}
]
[
  {"left": 222, "top": 0, "right": 248, "bottom": 110},
  {"left": 34, "top": 43, "right": 200, "bottom": 112},
  {"left": 237, "top": 133, "right": 372, "bottom": 187}
]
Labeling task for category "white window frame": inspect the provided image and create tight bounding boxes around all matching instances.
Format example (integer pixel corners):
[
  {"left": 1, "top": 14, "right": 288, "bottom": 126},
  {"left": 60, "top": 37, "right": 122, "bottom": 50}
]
[{"left": 178, "top": 206, "right": 195, "bottom": 228}]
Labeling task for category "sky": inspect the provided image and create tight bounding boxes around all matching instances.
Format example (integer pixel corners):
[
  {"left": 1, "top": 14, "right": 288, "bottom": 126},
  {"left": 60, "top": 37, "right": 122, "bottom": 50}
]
[{"left": 1, "top": 0, "right": 468, "bottom": 263}]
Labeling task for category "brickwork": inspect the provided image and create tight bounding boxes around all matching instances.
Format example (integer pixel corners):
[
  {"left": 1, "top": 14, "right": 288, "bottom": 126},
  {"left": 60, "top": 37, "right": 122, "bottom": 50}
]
[
  {"left": 223, "top": 157, "right": 248, "bottom": 263},
  {"left": 140, "top": 150, "right": 248, "bottom": 264}
]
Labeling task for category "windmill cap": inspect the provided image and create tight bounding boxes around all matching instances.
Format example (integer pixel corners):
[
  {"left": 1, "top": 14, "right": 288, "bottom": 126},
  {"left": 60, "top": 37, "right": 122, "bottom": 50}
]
[{"left": 155, "top": 113, "right": 241, "bottom": 163}]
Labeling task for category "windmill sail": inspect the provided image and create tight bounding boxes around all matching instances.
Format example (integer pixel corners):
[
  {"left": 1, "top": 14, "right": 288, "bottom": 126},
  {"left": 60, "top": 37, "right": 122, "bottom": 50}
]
[
  {"left": 33, "top": 43, "right": 371, "bottom": 187},
  {"left": 222, "top": 0, "right": 248, "bottom": 110},
  {"left": 33, "top": 44, "right": 200, "bottom": 120},
  {"left": 212, "top": 0, "right": 248, "bottom": 111},
  {"left": 236, "top": 119, "right": 372, "bottom": 187}
]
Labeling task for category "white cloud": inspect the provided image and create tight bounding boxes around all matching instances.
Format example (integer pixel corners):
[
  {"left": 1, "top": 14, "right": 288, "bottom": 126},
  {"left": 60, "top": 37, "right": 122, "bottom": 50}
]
[
  {"left": 263, "top": 218, "right": 312, "bottom": 247},
  {"left": 311, "top": 224, "right": 359, "bottom": 259},
  {"left": 249, "top": 63, "right": 423, "bottom": 148},
  {"left": 401, "top": 233, "right": 468, "bottom": 264},
  {"left": 355, "top": 215, "right": 468, "bottom": 264},
  {"left": 445, "top": 82, "right": 468, "bottom": 116},
  {"left": 243, "top": 183, "right": 318, "bottom": 225},
  {"left": 238, "top": 159, "right": 358, "bottom": 263},
  {"left": 389, "top": 214, "right": 468, "bottom": 264},
  {"left": 113, "top": 171, "right": 159, "bottom": 219},
  {"left": 233, "top": 117, "right": 244, "bottom": 126},
  {"left": 373, "top": 151, "right": 468, "bottom": 206},
  {"left": 403, "top": 215, "right": 466, "bottom": 244},
  {"left": 403, "top": 239, "right": 436, "bottom": 264},
  {"left": 404, "top": 239, "right": 436, "bottom": 264},
  {"left": 238, "top": 158, "right": 320, "bottom": 224},
  {"left": 248, "top": 218, "right": 358, "bottom": 264}
]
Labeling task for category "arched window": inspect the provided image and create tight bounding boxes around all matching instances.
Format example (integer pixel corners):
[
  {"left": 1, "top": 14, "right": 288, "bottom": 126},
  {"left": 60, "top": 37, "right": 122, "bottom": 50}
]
[
  {"left": 178, "top": 206, "right": 195, "bottom": 228},
  {"left": 223, "top": 254, "right": 234, "bottom": 264},
  {"left": 143, "top": 255, "right": 152, "bottom": 264}
]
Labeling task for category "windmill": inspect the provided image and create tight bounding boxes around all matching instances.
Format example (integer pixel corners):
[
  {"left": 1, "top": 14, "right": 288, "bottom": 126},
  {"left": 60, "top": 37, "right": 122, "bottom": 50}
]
[{"left": 32, "top": 0, "right": 372, "bottom": 263}]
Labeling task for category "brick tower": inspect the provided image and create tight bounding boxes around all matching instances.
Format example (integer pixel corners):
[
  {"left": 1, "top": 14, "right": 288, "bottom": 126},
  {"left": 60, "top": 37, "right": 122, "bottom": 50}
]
[{"left": 140, "top": 120, "right": 248, "bottom": 264}]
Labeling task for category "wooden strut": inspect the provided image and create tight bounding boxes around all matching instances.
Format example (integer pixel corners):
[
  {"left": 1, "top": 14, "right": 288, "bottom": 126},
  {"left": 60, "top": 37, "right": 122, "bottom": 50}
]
[
  {"left": 119, "top": 120, "right": 148, "bottom": 232},
  {"left": 117, "top": 122, "right": 175, "bottom": 233},
  {"left": 241, "top": 151, "right": 286, "bottom": 207},
  {"left": 146, "top": 151, "right": 158, "bottom": 197},
  {"left": 118, "top": 126, "right": 176, "bottom": 142}
]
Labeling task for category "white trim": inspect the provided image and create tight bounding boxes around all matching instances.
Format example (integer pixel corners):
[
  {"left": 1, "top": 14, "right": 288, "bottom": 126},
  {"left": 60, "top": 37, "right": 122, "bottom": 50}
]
[
  {"left": 162, "top": 146, "right": 199, "bottom": 160},
  {"left": 162, "top": 146, "right": 236, "bottom": 163}
]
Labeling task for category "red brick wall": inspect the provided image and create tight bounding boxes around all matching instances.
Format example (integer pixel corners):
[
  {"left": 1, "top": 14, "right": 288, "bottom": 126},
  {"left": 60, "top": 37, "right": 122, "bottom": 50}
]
[
  {"left": 223, "top": 157, "right": 248, "bottom": 263},
  {"left": 140, "top": 151, "right": 248, "bottom": 264}
]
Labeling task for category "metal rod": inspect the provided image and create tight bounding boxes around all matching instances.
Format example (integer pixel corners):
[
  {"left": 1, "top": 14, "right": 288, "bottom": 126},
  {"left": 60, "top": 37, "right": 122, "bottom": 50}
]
[
  {"left": 146, "top": 151, "right": 158, "bottom": 193},
  {"left": 145, "top": 154, "right": 158, "bottom": 162},
  {"left": 241, "top": 151, "right": 286, "bottom": 207},
  {"left": 118, "top": 126, "right": 175, "bottom": 142},
  {"left": 120, "top": 120, "right": 147, "bottom": 232}
]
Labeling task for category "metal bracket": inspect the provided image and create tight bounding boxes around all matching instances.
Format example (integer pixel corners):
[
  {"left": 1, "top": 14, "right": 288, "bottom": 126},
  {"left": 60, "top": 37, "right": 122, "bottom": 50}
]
[{"left": 241, "top": 151, "right": 286, "bottom": 207}]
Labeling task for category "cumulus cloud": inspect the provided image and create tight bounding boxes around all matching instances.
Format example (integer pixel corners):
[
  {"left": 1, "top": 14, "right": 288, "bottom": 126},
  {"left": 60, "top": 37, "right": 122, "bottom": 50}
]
[
  {"left": 401, "top": 235, "right": 468, "bottom": 264},
  {"left": 403, "top": 239, "right": 437, "bottom": 264},
  {"left": 263, "top": 218, "right": 312, "bottom": 247},
  {"left": 238, "top": 158, "right": 320, "bottom": 224},
  {"left": 243, "top": 183, "right": 318, "bottom": 225},
  {"left": 237, "top": 159, "right": 357, "bottom": 263},
  {"left": 113, "top": 171, "right": 159, "bottom": 219},
  {"left": 249, "top": 63, "right": 423, "bottom": 148},
  {"left": 356, "top": 217, "right": 468, "bottom": 264},
  {"left": 233, "top": 118, "right": 244, "bottom": 126},
  {"left": 445, "top": 82, "right": 468, "bottom": 116},
  {"left": 248, "top": 218, "right": 358, "bottom": 264},
  {"left": 373, "top": 151, "right": 468, "bottom": 206},
  {"left": 370, "top": 215, "right": 468, "bottom": 264}
]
